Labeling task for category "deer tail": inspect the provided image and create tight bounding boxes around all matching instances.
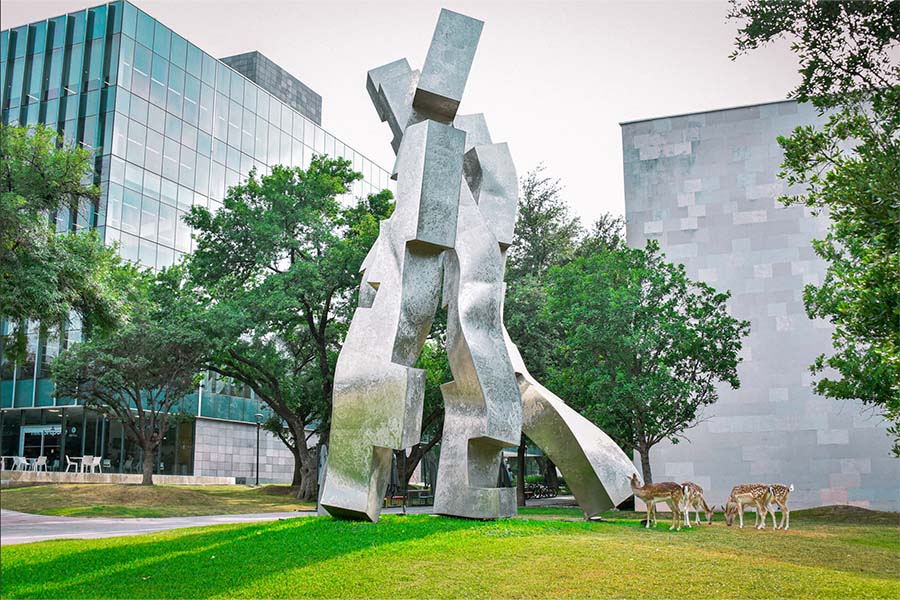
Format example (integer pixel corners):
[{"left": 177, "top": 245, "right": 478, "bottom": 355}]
[{"left": 789, "top": 483, "right": 794, "bottom": 492}]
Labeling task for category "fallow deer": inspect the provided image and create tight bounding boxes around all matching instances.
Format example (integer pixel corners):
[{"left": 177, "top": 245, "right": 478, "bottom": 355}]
[
  {"left": 630, "top": 473, "right": 684, "bottom": 531},
  {"left": 723, "top": 483, "right": 772, "bottom": 529},
  {"left": 681, "top": 481, "right": 714, "bottom": 527},
  {"left": 757, "top": 483, "right": 793, "bottom": 530}
]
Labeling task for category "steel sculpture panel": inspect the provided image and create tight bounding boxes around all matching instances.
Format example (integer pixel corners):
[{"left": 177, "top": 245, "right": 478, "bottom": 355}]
[{"left": 321, "top": 7, "right": 633, "bottom": 523}]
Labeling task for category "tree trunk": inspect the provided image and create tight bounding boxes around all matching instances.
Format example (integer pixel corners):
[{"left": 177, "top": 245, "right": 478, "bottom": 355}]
[
  {"left": 516, "top": 435, "right": 526, "bottom": 507},
  {"left": 291, "top": 454, "right": 303, "bottom": 487},
  {"left": 294, "top": 445, "right": 317, "bottom": 501},
  {"left": 141, "top": 447, "right": 155, "bottom": 486},
  {"left": 639, "top": 447, "right": 652, "bottom": 484},
  {"left": 542, "top": 457, "right": 560, "bottom": 490}
]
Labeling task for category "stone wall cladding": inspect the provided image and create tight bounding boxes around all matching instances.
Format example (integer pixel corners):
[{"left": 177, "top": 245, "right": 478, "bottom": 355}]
[
  {"left": 194, "top": 418, "right": 310, "bottom": 484},
  {"left": 221, "top": 51, "right": 323, "bottom": 125},
  {"left": 622, "top": 99, "right": 900, "bottom": 511}
]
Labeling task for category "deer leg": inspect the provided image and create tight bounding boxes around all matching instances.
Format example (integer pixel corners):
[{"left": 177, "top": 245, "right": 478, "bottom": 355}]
[
  {"left": 770, "top": 504, "right": 778, "bottom": 529},
  {"left": 781, "top": 502, "right": 789, "bottom": 530},
  {"left": 756, "top": 501, "right": 767, "bottom": 530},
  {"left": 645, "top": 500, "right": 652, "bottom": 529},
  {"left": 684, "top": 500, "right": 691, "bottom": 528},
  {"left": 738, "top": 502, "right": 744, "bottom": 529}
]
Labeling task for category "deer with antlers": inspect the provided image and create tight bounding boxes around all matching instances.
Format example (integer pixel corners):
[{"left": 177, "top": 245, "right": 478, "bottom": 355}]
[
  {"left": 681, "top": 481, "right": 714, "bottom": 527},
  {"left": 630, "top": 473, "right": 684, "bottom": 531}
]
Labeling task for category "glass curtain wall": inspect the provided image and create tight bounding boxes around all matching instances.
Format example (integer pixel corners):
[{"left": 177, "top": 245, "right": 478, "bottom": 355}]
[
  {"left": 1, "top": 1, "right": 391, "bottom": 430},
  {"left": 0, "top": 407, "right": 196, "bottom": 474}
]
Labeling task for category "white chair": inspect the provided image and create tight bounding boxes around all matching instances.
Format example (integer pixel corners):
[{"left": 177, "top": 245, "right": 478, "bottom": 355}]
[
  {"left": 32, "top": 456, "right": 48, "bottom": 472},
  {"left": 12, "top": 456, "right": 28, "bottom": 471},
  {"left": 81, "top": 455, "right": 94, "bottom": 473},
  {"left": 65, "top": 455, "right": 79, "bottom": 473},
  {"left": 123, "top": 457, "right": 133, "bottom": 473},
  {"left": 86, "top": 456, "right": 103, "bottom": 473}
]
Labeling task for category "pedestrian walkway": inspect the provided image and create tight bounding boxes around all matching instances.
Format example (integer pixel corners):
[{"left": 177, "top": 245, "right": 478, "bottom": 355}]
[
  {"left": 0, "top": 504, "right": 434, "bottom": 546},
  {"left": 1, "top": 495, "right": 577, "bottom": 545}
]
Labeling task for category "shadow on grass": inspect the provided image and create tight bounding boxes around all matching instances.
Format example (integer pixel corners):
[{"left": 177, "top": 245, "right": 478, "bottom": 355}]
[{"left": 2, "top": 515, "right": 483, "bottom": 599}]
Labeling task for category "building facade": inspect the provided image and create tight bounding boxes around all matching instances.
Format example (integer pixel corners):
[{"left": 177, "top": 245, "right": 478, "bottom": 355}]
[
  {"left": 622, "top": 100, "right": 899, "bottom": 511},
  {"left": 0, "top": 1, "right": 389, "bottom": 482}
]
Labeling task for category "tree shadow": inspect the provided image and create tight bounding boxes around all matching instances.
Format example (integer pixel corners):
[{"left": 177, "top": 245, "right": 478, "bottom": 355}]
[{"left": 3, "top": 515, "right": 482, "bottom": 599}]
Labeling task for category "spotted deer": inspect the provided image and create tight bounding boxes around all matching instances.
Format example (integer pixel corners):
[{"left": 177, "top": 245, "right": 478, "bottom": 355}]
[
  {"left": 630, "top": 473, "right": 684, "bottom": 531},
  {"left": 681, "top": 481, "right": 714, "bottom": 527},
  {"left": 723, "top": 483, "right": 773, "bottom": 529},
  {"left": 757, "top": 483, "right": 794, "bottom": 530}
]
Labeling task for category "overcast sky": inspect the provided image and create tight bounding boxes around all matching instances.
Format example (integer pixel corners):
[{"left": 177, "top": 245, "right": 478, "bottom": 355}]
[{"left": 3, "top": 0, "right": 801, "bottom": 223}]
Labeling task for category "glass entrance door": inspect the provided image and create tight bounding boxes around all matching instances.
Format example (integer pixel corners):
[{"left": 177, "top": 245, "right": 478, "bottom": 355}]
[{"left": 20, "top": 431, "right": 43, "bottom": 459}]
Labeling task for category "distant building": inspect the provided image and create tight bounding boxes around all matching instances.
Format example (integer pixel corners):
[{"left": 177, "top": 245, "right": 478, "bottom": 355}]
[
  {"left": 221, "top": 51, "right": 322, "bottom": 126},
  {"left": 0, "top": 1, "right": 391, "bottom": 482},
  {"left": 622, "top": 100, "right": 899, "bottom": 511}
]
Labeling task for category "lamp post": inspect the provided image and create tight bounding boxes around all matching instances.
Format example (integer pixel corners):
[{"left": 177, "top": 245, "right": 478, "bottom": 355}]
[{"left": 254, "top": 413, "right": 264, "bottom": 486}]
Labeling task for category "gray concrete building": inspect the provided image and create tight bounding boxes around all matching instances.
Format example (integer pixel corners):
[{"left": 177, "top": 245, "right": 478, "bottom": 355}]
[
  {"left": 221, "top": 51, "right": 323, "bottom": 125},
  {"left": 622, "top": 100, "right": 899, "bottom": 511}
]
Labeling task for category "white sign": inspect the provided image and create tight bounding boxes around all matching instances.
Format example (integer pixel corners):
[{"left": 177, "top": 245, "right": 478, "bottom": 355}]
[{"left": 21, "top": 424, "right": 62, "bottom": 436}]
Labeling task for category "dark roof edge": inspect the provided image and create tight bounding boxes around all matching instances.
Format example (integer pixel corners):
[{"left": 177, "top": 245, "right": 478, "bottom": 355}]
[{"left": 619, "top": 97, "right": 796, "bottom": 127}]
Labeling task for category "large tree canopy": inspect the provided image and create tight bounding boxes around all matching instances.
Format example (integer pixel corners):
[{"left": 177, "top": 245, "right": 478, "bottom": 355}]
[
  {"left": 1, "top": 124, "right": 132, "bottom": 357},
  {"left": 181, "top": 157, "right": 393, "bottom": 499},
  {"left": 730, "top": 0, "right": 900, "bottom": 454},
  {"left": 545, "top": 241, "right": 750, "bottom": 483},
  {"left": 53, "top": 270, "right": 207, "bottom": 485}
]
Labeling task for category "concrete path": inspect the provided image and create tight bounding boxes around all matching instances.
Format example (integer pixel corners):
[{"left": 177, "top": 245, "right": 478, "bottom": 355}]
[
  {"left": 0, "top": 504, "right": 438, "bottom": 546},
  {"left": 1, "top": 496, "right": 577, "bottom": 546},
  {"left": 0, "top": 508, "right": 315, "bottom": 545}
]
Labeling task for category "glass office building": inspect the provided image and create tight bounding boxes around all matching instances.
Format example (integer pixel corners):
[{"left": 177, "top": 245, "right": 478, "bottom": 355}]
[{"left": 0, "top": 1, "right": 391, "bottom": 478}]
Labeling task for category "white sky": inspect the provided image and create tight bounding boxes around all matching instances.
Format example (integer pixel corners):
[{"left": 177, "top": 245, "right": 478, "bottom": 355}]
[{"left": 3, "top": 0, "right": 801, "bottom": 223}]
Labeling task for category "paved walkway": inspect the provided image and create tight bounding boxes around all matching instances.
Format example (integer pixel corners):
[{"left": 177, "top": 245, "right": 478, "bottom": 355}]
[
  {"left": 1, "top": 496, "right": 577, "bottom": 546},
  {"left": 0, "top": 509, "right": 314, "bottom": 545},
  {"left": 0, "top": 504, "right": 440, "bottom": 546}
]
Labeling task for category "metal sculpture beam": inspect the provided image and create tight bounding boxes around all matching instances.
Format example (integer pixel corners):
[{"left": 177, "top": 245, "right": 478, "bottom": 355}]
[
  {"left": 322, "top": 7, "right": 634, "bottom": 523},
  {"left": 503, "top": 325, "right": 635, "bottom": 518}
]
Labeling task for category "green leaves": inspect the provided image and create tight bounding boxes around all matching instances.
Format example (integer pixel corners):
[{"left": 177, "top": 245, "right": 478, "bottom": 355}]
[
  {"left": 182, "top": 155, "right": 393, "bottom": 453},
  {"left": 544, "top": 242, "right": 750, "bottom": 460},
  {"left": 730, "top": 0, "right": 900, "bottom": 453},
  {"left": 1, "top": 124, "right": 136, "bottom": 360}
]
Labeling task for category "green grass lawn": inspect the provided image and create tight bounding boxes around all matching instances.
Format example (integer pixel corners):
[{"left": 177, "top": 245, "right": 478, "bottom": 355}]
[
  {"left": 0, "top": 484, "right": 315, "bottom": 517},
  {"left": 2, "top": 507, "right": 898, "bottom": 599}
]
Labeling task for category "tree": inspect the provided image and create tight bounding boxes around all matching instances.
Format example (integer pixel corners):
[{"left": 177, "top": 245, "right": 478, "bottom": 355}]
[
  {"left": 182, "top": 157, "right": 393, "bottom": 499},
  {"left": 506, "top": 165, "right": 581, "bottom": 281},
  {"left": 577, "top": 213, "right": 626, "bottom": 256},
  {"left": 730, "top": 0, "right": 900, "bottom": 454},
  {"left": 1, "top": 124, "right": 130, "bottom": 358},
  {"left": 545, "top": 241, "right": 750, "bottom": 483},
  {"left": 502, "top": 166, "right": 583, "bottom": 500},
  {"left": 52, "top": 278, "right": 207, "bottom": 485}
]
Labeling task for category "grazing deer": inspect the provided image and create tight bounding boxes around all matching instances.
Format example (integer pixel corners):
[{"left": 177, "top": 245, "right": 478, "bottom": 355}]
[
  {"left": 723, "top": 484, "right": 773, "bottom": 529},
  {"left": 757, "top": 483, "right": 794, "bottom": 530},
  {"left": 681, "top": 481, "right": 714, "bottom": 527},
  {"left": 630, "top": 473, "right": 684, "bottom": 531}
]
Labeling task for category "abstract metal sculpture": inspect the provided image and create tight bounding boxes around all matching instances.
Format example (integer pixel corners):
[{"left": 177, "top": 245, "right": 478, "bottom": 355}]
[
  {"left": 321, "top": 8, "right": 633, "bottom": 523},
  {"left": 504, "top": 325, "right": 634, "bottom": 518}
]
